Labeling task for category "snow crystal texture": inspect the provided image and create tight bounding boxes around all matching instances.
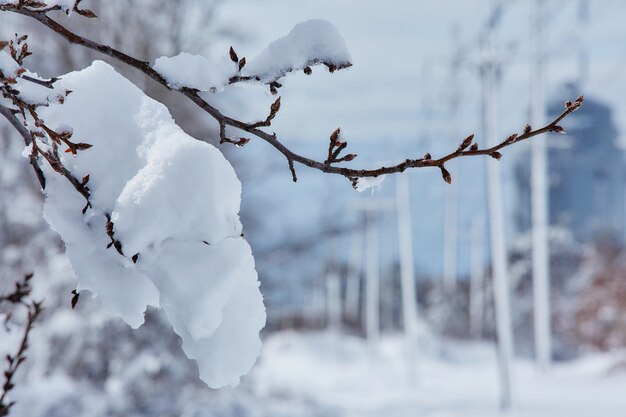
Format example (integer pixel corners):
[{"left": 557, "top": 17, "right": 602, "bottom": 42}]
[{"left": 38, "top": 61, "right": 266, "bottom": 388}]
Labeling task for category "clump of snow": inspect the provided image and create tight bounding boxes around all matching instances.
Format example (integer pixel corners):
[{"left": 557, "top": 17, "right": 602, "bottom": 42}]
[
  {"left": 0, "top": 49, "right": 21, "bottom": 79},
  {"left": 0, "top": 0, "right": 77, "bottom": 11},
  {"left": 40, "top": 0, "right": 76, "bottom": 10},
  {"left": 354, "top": 175, "right": 385, "bottom": 192},
  {"left": 38, "top": 61, "right": 266, "bottom": 388},
  {"left": 153, "top": 52, "right": 236, "bottom": 92},
  {"left": 47, "top": 0, "right": 76, "bottom": 8},
  {"left": 152, "top": 19, "right": 351, "bottom": 91},
  {"left": 14, "top": 75, "right": 66, "bottom": 105},
  {"left": 0, "top": 48, "right": 63, "bottom": 106},
  {"left": 244, "top": 19, "right": 352, "bottom": 82}
]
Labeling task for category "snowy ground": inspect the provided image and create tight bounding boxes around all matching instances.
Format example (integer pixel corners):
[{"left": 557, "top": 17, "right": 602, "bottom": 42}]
[{"left": 244, "top": 331, "right": 626, "bottom": 417}]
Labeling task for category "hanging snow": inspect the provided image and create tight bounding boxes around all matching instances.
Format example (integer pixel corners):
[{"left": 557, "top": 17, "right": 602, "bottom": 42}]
[{"left": 37, "top": 60, "right": 266, "bottom": 388}]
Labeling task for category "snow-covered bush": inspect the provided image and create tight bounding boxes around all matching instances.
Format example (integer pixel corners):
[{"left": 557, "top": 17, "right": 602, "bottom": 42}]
[{"left": 575, "top": 239, "right": 626, "bottom": 351}]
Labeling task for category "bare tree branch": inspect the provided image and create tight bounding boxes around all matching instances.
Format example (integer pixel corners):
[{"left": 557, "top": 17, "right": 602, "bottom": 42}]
[
  {"left": 0, "top": 273, "right": 32, "bottom": 306},
  {"left": 0, "top": 105, "right": 46, "bottom": 189},
  {"left": 0, "top": 273, "right": 43, "bottom": 417}
]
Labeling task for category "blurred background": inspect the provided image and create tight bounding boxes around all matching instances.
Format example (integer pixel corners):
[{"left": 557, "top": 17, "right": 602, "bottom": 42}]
[{"left": 1, "top": 0, "right": 626, "bottom": 416}]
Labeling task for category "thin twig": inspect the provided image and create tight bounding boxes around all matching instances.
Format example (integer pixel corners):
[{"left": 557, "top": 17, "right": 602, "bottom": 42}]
[
  {"left": 0, "top": 104, "right": 45, "bottom": 189},
  {"left": 0, "top": 274, "right": 42, "bottom": 417},
  {"left": 20, "top": 74, "right": 58, "bottom": 89}
]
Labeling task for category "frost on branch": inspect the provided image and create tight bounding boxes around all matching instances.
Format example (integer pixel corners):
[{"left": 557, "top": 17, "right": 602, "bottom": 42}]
[
  {"left": 153, "top": 19, "right": 352, "bottom": 92},
  {"left": 38, "top": 61, "right": 266, "bottom": 388},
  {"left": 353, "top": 176, "right": 385, "bottom": 192}
]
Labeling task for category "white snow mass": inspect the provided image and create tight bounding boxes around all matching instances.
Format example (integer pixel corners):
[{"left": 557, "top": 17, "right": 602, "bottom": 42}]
[
  {"left": 354, "top": 176, "right": 385, "bottom": 192},
  {"left": 0, "top": 49, "right": 20, "bottom": 79},
  {"left": 152, "top": 19, "right": 351, "bottom": 90},
  {"left": 244, "top": 19, "right": 352, "bottom": 82},
  {"left": 153, "top": 52, "right": 236, "bottom": 92},
  {"left": 0, "top": 0, "right": 77, "bottom": 11},
  {"left": 37, "top": 61, "right": 266, "bottom": 388}
]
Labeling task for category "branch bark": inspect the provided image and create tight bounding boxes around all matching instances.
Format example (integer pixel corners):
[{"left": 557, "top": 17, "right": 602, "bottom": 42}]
[{"left": 0, "top": 105, "right": 46, "bottom": 189}]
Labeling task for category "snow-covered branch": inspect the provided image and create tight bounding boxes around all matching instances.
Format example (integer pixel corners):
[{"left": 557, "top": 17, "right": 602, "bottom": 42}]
[
  {"left": 1, "top": 1, "right": 583, "bottom": 188},
  {"left": 1, "top": 33, "right": 266, "bottom": 389}
]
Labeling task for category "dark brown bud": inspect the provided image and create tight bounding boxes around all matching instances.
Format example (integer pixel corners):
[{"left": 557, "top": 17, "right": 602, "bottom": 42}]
[
  {"left": 458, "top": 134, "right": 474, "bottom": 151},
  {"left": 229, "top": 46, "right": 238, "bottom": 63},
  {"left": 70, "top": 289, "right": 79, "bottom": 309},
  {"left": 440, "top": 166, "right": 452, "bottom": 184},
  {"left": 270, "top": 96, "right": 281, "bottom": 116},
  {"left": 74, "top": 142, "right": 93, "bottom": 151}
]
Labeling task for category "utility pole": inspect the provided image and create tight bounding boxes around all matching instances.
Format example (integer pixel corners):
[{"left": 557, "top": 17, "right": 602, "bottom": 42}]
[
  {"left": 326, "top": 268, "right": 342, "bottom": 332},
  {"left": 395, "top": 174, "right": 420, "bottom": 383},
  {"left": 531, "top": 0, "right": 552, "bottom": 372},
  {"left": 577, "top": 0, "right": 589, "bottom": 88},
  {"left": 344, "top": 225, "right": 363, "bottom": 322},
  {"left": 470, "top": 216, "right": 485, "bottom": 340},
  {"left": 350, "top": 198, "right": 394, "bottom": 355},
  {"left": 443, "top": 24, "right": 461, "bottom": 292},
  {"left": 481, "top": 4, "right": 514, "bottom": 408},
  {"left": 365, "top": 207, "right": 380, "bottom": 354}
]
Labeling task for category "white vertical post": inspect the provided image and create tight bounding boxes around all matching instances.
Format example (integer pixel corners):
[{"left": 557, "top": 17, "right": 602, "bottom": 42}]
[
  {"left": 482, "top": 21, "right": 514, "bottom": 410},
  {"left": 344, "top": 227, "right": 363, "bottom": 321},
  {"left": 396, "top": 174, "right": 419, "bottom": 383},
  {"left": 443, "top": 25, "right": 461, "bottom": 292},
  {"left": 576, "top": 0, "right": 589, "bottom": 88},
  {"left": 531, "top": 0, "right": 552, "bottom": 372},
  {"left": 443, "top": 181, "right": 459, "bottom": 292},
  {"left": 365, "top": 208, "right": 380, "bottom": 354},
  {"left": 470, "top": 216, "right": 485, "bottom": 339},
  {"left": 326, "top": 270, "right": 341, "bottom": 332}
]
